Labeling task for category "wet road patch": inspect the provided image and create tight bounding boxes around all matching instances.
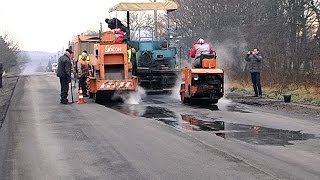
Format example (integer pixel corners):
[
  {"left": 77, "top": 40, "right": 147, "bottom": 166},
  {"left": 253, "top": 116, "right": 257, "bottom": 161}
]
[
  {"left": 193, "top": 104, "right": 220, "bottom": 111},
  {"left": 180, "top": 114, "right": 319, "bottom": 146},
  {"left": 225, "top": 105, "right": 251, "bottom": 113},
  {"left": 106, "top": 104, "right": 181, "bottom": 127},
  {"left": 106, "top": 104, "right": 318, "bottom": 146},
  {"left": 140, "top": 106, "right": 180, "bottom": 127},
  {"left": 191, "top": 103, "right": 252, "bottom": 113}
]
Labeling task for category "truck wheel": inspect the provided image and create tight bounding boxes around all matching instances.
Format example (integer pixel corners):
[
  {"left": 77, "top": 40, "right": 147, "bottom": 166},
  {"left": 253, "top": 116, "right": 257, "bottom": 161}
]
[
  {"left": 210, "top": 99, "right": 218, "bottom": 104},
  {"left": 93, "top": 92, "right": 103, "bottom": 104}
]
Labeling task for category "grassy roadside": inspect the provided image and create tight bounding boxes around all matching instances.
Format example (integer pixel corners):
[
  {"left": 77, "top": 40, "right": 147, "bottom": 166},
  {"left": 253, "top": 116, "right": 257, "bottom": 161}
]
[
  {"left": 228, "top": 82, "right": 320, "bottom": 106},
  {"left": 0, "top": 75, "right": 19, "bottom": 128}
]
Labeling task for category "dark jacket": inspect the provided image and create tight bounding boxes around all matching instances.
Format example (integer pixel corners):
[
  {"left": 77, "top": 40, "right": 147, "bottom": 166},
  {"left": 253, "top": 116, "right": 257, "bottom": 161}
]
[
  {"left": 105, "top": 18, "right": 128, "bottom": 32},
  {"left": 0, "top": 63, "right": 3, "bottom": 74},
  {"left": 245, "top": 53, "right": 262, "bottom": 72},
  {"left": 57, "top": 54, "right": 72, "bottom": 82}
]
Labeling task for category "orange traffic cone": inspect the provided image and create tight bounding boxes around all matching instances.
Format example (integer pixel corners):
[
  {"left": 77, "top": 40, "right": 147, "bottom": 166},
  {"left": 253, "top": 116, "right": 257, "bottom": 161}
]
[{"left": 77, "top": 88, "right": 86, "bottom": 104}]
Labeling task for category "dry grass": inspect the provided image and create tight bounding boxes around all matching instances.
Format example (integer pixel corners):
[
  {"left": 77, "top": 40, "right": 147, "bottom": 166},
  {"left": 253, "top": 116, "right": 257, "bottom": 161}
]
[{"left": 228, "top": 81, "right": 320, "bottom": 106}]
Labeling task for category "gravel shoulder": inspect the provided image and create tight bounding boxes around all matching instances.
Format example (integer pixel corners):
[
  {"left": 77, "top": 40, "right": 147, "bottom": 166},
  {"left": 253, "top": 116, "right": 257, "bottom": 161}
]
[
  {"left": 0, "top": 75, "right": 19, "bottom": 128},
  {"left": 225, "top": 92, "right": 320, "bottom": 122}
]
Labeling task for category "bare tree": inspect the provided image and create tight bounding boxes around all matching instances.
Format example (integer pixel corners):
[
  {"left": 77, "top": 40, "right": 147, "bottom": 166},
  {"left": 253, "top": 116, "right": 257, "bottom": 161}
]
[
  {"left": 81, "top": 30, "right": 99, "bottom": 36},
  {"left": 0, "top": 34, "right": 23, "bottom": 73},
  {"left": 129, "top": 12, "right": 168, "bottom": 40},
  {"left": 172, "top": 0, "right": 320, "bottom": 87}
]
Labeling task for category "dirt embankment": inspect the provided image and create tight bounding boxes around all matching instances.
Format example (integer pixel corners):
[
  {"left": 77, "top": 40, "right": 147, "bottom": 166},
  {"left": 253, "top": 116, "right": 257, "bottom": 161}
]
[
  {"left": 225, "top": 92, "right": 320, "bottom": 121},
  {"left": 0, "top": 75, "right": 19, "bottom": 128}
]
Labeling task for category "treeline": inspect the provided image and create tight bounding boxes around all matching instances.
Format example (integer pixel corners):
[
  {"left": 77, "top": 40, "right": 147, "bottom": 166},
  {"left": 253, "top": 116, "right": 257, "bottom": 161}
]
[
  {"left": 0, "top": 34, "right": 29, "bottom": 74},
  {"left": 129, "top": 12, "right": 168, "bottom": 40},
  {"left": 172, "top": 0, "right": 320, "bottom": 86}
]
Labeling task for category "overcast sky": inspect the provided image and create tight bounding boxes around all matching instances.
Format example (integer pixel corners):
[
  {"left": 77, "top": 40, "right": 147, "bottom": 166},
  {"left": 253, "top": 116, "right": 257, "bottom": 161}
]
[{"left": 0, "top": 0, "right": 153, "bottom": 53}]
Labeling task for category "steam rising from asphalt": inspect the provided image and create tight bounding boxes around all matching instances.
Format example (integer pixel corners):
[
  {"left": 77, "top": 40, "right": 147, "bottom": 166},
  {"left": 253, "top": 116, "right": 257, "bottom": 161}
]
[
  {"left": 213, "top": 39, "right": 247, "bottom": 71},
  {"left": 127, "top": 104, "right": 147, "bottom": 117},
  {"left": 112, "top": 86, "right": 146, "bottom": 105},
  {"left": 208, "top": 38, "right": 248, "bottom": 94},
  {"left": 170, "top": 78, "right": 182, "bottom": 100},
  {"left": 126, "top": 86, "right": 146, "bottom": 104}
]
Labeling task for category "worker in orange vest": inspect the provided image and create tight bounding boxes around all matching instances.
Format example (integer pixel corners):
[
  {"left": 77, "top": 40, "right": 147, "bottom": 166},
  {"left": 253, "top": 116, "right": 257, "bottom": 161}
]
[
  {"left": 78, "top": 50, "right": 90, "bottom": 64},
  {"left": 77, "top": 51, "right": 90, "bottom": 97}
]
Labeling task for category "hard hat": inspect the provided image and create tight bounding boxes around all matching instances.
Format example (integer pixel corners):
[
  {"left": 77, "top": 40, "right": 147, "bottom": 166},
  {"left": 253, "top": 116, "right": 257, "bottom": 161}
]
[
  {"left": 66, "top": 48, "right": 73, "bottom": 54},
  {"left": 198, "top": 38, "right": 205, "bottom": 44}
]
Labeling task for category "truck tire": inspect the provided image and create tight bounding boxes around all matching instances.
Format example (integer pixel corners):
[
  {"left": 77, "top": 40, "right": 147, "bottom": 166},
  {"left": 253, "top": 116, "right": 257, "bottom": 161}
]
[
  {"left": 89, "top": 92, "right": 94, "bottom": 99},
  {"left": 93, "top": 92, "right": 103, "bottom": 104},
  {"left": 210, "top": 99, "right": 218, "bottom": 104}
]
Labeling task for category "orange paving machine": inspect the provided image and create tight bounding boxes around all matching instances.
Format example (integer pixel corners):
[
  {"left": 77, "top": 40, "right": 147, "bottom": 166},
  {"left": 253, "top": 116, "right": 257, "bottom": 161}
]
[
  {"left": 180, "top": 54, "right": 224, "bottom": 104},
  {"left": 85, "top": 31, "right": 139, "bottom": 103}
]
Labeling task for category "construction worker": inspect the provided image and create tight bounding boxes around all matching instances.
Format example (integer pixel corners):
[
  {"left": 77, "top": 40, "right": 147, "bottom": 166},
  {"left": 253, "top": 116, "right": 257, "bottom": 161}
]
[
  {"left": 127, "top": 46, "right": 137, "bottom": 75},
  {"left": 114, "top": 28, "right": 125, "bottom": 44},
  {"left": 105, "top": 18, "right": 129, "bottom": 42},
  {"left": 78, "top": 50, "right": 90, "bottom": 64},
  {"left": 190, "top": 38, "right": 215, "bottom": 68},
  {"left": 57, "top": 49, "right": 73, "bottom": 104},
  {"left": 127, "top": 44, "right": 137, "bottom": 63},
  {"left": 77, "top": 51, "right": 90, "bottom": 97},
  {"left": 105, "top": 18, "right": 128, "bottom": 33}
]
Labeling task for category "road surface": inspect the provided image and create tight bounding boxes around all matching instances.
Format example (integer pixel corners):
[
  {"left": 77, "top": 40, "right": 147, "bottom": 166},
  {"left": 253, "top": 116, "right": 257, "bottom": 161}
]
[{"left": 0, "top": 73, "right": 319, "bottom": 180}]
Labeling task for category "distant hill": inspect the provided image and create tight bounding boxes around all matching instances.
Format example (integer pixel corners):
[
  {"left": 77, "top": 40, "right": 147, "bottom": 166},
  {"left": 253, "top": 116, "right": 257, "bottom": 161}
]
[
  {"left": 21, "top": 51, "right": 56, "bottom": 74},
  {"left": 26, "top": 51, "right": 56, "bottom": 59}
]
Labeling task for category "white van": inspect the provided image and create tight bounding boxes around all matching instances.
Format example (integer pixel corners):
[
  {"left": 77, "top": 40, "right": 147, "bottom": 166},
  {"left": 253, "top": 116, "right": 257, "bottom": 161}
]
[{"left": 52, "top": 63, "right": 58, "bottom": 73}]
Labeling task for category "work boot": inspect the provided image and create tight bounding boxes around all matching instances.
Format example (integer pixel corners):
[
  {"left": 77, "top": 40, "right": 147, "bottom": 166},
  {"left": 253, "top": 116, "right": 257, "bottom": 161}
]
[{"left": 60, "top": 100, "right": 72, "bottom": 105}]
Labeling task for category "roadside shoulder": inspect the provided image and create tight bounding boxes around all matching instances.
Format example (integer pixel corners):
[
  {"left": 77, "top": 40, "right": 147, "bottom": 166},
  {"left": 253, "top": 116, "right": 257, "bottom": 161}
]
[
  {"left": 0, "top": 75, "right": 19, "bottom": 128},
  {"left": 225, "top": 92, "right": 320, "bottom": 121}
]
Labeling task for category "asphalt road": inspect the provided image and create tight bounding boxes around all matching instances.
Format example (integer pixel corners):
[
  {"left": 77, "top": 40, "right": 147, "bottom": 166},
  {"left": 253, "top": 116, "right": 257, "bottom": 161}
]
[{"left": 0, "top": 73, "right": 319, "bottom": 180}]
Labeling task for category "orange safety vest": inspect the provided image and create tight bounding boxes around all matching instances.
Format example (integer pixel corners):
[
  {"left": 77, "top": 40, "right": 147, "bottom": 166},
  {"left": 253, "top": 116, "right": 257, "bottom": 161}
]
[
  {"left": 79, "top": 54, "right": 90, "bottom": 64},
  {"left": 79, "top": 60, "right": 89, "bottom": 77}
]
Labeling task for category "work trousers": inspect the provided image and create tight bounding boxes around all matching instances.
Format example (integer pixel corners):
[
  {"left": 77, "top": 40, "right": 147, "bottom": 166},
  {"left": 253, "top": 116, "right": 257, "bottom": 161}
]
[
  {"left": 59, "top": 77, "right": 69, "bottom": 103},
  {"left": 0, "top": 74, "right": 2, "bottom": 88},
  {"left": 250, "top": 72, "right": 262, "bottom": 96},
  {"left": 192, "top": 58, "right": 201, "bottom": 68},
  {"left": 79, "top": 76, "right": 87, "bottom": 95}
]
